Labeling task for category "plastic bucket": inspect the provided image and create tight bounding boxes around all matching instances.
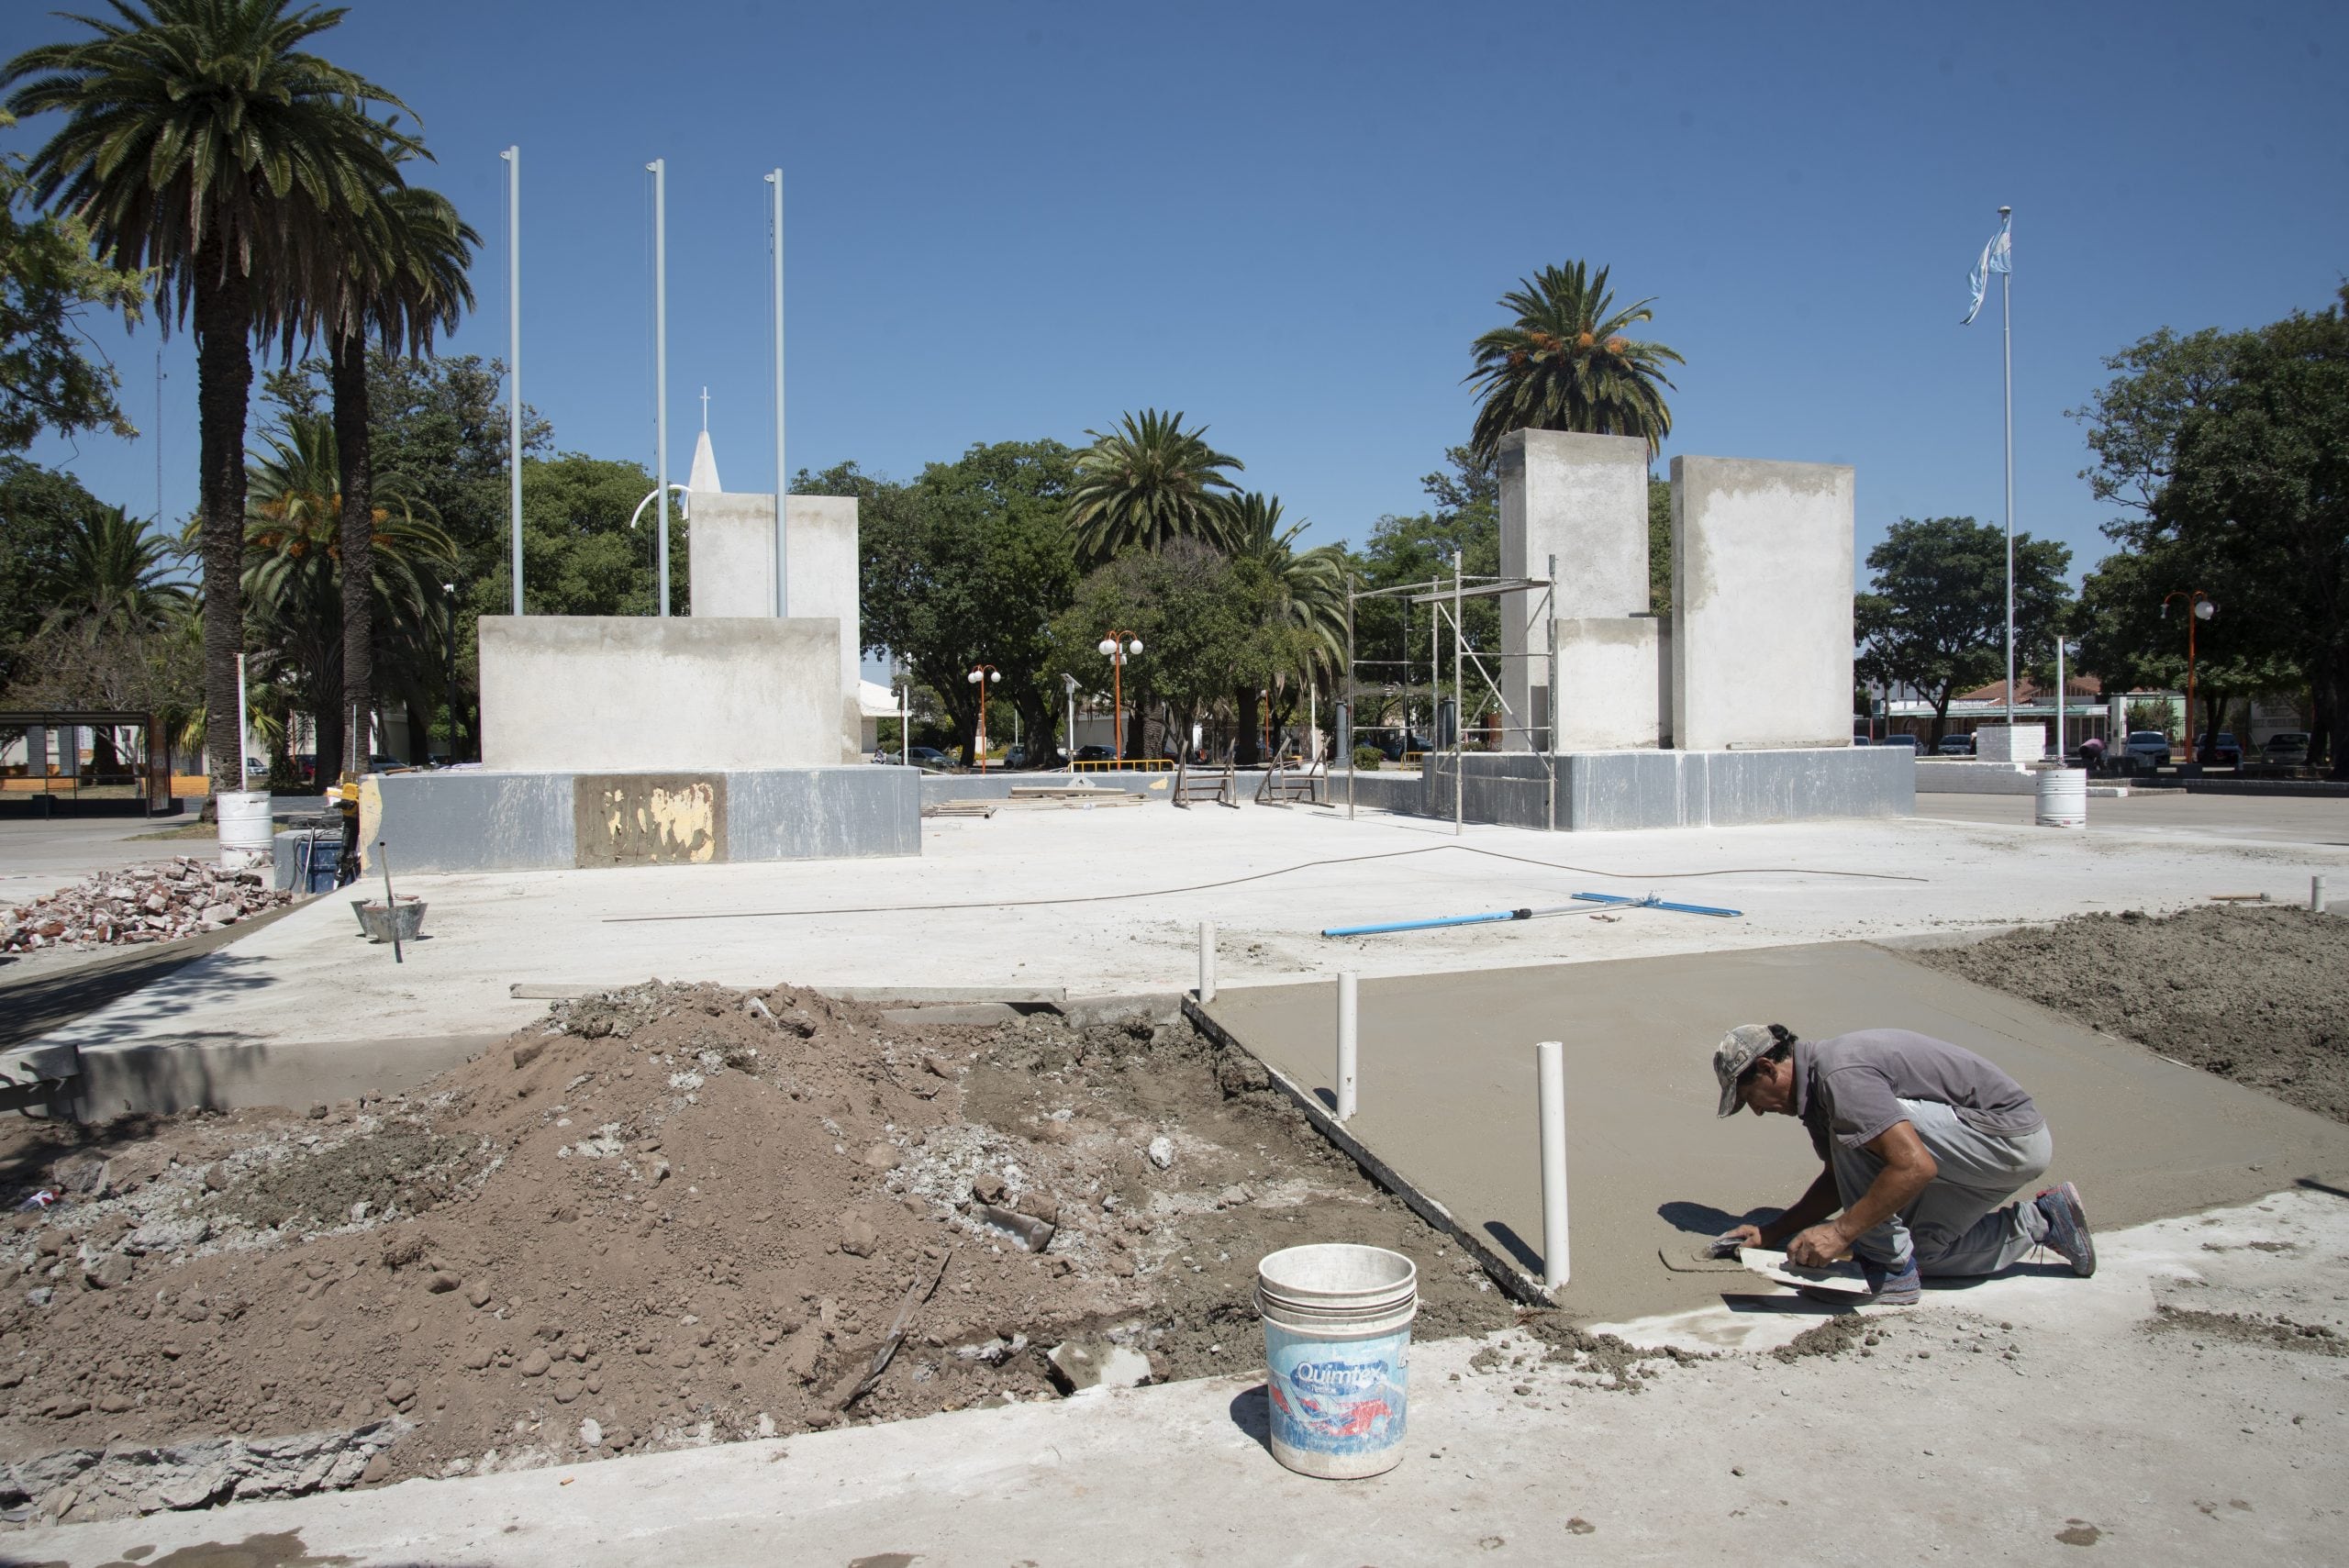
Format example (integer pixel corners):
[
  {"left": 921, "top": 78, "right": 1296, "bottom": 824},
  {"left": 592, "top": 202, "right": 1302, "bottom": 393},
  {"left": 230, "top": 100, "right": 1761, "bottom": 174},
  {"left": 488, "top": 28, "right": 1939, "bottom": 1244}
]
[
  {"left": 2034, "top": 766, "right": 2087, "bottom": 828},
  {"left": 217, "top": 790, "right": 273, "bottom": 868},
  {"left": 1255, "top": 1244, "right": 1418, "bottom": 1479}
]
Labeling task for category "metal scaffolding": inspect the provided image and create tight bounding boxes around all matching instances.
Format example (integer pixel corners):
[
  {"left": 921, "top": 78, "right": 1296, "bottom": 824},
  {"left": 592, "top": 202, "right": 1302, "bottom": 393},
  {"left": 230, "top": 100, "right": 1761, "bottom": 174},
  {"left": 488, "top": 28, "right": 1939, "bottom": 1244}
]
[{"left": 1342, "top": 552, "right": 1559, "bottom": 834}]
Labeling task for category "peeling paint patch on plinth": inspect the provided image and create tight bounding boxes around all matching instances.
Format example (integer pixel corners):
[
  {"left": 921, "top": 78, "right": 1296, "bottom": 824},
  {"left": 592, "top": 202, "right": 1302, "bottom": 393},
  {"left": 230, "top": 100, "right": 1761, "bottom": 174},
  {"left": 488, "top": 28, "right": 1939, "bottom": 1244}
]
[{"left": 575, "top": 774, "right": 725, "bottom": 866}]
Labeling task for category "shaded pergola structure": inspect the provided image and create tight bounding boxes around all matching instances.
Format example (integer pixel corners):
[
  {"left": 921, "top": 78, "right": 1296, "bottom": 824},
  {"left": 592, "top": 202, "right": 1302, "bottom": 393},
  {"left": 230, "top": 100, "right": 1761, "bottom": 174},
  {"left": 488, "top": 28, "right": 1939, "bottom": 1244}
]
[{"left": 0, "top": 710, "right": 175, "bottom": 814}]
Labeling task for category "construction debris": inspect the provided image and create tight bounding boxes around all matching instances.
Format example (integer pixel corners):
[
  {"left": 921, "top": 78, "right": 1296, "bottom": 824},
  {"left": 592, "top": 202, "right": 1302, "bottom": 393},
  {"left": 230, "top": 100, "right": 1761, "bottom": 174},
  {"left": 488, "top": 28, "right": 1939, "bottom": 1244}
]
[{"left": 0, "top": 859, "right": 293, "bottom": 953}]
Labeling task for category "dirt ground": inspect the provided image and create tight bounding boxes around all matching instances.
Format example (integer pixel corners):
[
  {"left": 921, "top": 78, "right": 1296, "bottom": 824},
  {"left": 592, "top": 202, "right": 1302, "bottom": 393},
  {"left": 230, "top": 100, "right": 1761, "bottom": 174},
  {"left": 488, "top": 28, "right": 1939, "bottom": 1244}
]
[
  {"left": 0, "top": 984, "right": 1523, "bottom": 1517},
  {"left": 1914, "top": 905, "right": 2349, "bottom": 1122}
]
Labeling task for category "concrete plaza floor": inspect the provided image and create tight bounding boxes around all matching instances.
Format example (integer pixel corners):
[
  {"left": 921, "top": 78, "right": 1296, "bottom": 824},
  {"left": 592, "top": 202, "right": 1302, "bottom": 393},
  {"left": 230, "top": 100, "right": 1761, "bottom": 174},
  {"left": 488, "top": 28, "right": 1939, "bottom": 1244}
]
[
  {"left": 20, "top": 1186, "right": 2349, "bottom": 1566},
  {"left": 1198, "top": 941, "right": 2349, "bottom": 1325},
  {"left": 1918, "top": 788, "right": 2349, "bottom": 847},
  {"left": 14, "top": 794, "right": 2349, "bottom": 1111}
]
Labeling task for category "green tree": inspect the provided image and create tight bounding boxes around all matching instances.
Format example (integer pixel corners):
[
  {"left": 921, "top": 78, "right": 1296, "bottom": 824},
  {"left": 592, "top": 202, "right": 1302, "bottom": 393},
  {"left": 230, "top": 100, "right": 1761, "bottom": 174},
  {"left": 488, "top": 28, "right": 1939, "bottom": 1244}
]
[
  {"left": 1064, "top": 408, "right": 1243, "bottom": 566},
  {"left": 829, "top": 441, "right": 1083, "bottom": 765},
  {"left": 2074, "top": 540, "right": 2297, "bottom": 745},
  {"left": 0, "top": 109, "right": 147, "bottom": 450},
  {"left": 1228, "top": 492, "right": 1345, "bottom": 762},
  {"left": 2160, "top": 286, "right": 2349, "bottom": 774},
  {"left": 0, "top": 455, "right": 106, "bottom": 689},
  {"left": 1046, "top": 540, "right": 1265, "bottom": 761},
  {"left": 1346, "top": 448, "right": 1501, "bottom": 745},
  {"left": 13, "top": 503, "right": 192, "bottom": 770},
  {"left": 42, "top": 503, "right": 189, "bottom": 639},
  {"left": 1647, "top": 474, "right": 1673, "bottom": 614},
  {"left": 2068, "top": 325, "right": 2248, "bottom": 547},
  {"left": 1854, "top": 517, "right": 2071, "bottom": 745},
  {"left": 5, "top": 0, "right": 417, "bottom": 791},
  {"left": 230, "top": 409, "right": 454, "bottom": 772},
  {"left": 1465, "top": 262, "right": 1682, "bottom": 464}
]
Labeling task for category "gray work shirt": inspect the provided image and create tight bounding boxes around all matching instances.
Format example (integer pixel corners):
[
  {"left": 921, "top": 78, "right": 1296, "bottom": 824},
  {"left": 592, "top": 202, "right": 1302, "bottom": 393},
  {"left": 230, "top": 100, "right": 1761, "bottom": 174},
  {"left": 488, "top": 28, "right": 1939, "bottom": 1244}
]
[{"left": 1791, "top": 1029, "right": 2043, "bottom": 1161}]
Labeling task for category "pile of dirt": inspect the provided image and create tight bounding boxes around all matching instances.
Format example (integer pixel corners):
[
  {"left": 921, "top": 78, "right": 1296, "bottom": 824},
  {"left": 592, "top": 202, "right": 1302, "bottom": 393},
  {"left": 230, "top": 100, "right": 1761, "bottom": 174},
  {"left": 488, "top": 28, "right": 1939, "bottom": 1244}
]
[
  {"left": 0, "top": 983, "right": 1518, "bottom": 1525},
  {"left": 0, "top": 860, "right": 291, "bottom": 953},
  {"left": 1913, "top": 906, "right": 2349, "bottom": 1122}
]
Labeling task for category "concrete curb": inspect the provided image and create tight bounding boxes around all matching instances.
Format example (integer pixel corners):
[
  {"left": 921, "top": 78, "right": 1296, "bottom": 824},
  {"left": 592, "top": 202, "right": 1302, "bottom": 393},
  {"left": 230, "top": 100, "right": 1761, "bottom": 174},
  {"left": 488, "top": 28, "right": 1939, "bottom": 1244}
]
[{"left": 1182, "top": 993, "right": 1552, "bottom": 1307}]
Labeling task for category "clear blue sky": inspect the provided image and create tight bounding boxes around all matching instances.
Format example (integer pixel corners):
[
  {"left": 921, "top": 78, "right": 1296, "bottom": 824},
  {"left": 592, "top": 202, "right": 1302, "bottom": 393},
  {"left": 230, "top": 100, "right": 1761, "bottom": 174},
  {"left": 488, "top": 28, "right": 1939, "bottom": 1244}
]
[{"left": 11, "top": 0, "right": 2347, "bottom": 587}]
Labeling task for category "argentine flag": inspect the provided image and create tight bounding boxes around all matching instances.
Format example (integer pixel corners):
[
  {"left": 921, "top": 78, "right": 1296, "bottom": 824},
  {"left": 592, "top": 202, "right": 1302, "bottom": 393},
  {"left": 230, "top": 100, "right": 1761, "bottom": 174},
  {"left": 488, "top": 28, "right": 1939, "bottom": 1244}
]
[{"left": 1964, "top": 213, "right": 2011, "bottom": 325}]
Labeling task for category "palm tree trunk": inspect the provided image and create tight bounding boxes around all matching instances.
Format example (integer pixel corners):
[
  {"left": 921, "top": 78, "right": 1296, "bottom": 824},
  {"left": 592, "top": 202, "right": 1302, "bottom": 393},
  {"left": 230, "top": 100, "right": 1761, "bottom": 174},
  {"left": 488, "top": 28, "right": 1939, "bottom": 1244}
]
[
  {"left": 194, "top": 247, "right": 253, "bottom": 796},
  {"left": 332, "top": 331, "right": 374, "bottom": 781}
]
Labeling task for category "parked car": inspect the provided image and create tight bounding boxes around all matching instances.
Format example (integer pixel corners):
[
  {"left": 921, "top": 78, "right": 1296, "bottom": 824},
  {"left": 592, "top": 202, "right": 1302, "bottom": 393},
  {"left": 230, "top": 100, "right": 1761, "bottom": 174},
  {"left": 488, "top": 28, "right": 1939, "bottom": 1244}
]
[
  {"left": 2195, "top": 731, "right": 2243, "bottom": 767},
  {"left": 1377, "top": 731, "right": 1431, "bottom": 762},
  {"left": 1935, "top": 734, "right": 1976, "bottom": 756},
  {"left": 2263, "top": 731, "right": 2311, "bottom": 765},
  {"left": 1072, "top": 745, "right": 1117, "bottom": 764},
  {"left": 905, "top": 746, "right": 955, "bottom": 773},
  {"left": 1876, "top": 734, "right": 1920, "bottom": 752},
  {"left": 2121, "top": 730, "right": 2172, "bottom": 772}
]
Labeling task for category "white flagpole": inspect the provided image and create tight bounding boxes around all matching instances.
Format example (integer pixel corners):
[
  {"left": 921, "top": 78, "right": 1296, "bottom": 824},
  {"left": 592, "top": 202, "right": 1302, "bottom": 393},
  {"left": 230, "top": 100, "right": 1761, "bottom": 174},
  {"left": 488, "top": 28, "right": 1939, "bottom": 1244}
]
[
  {"left": 767, "top": 167, "right": 786, "bottom": 617},
  {"left": 502, "top": 146, "right": 522, "bottom": 616},
  {"left": 651, "top": 159, "right": 670, "bottom": 617},
  {"left": 1999, "top": 205, "right": 2015, "bottom": 734}
]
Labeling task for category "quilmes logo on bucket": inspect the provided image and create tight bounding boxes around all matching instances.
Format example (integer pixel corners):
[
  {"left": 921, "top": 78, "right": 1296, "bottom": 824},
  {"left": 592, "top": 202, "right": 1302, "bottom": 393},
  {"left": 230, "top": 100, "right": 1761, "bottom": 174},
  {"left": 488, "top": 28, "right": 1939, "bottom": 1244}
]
[{"left": 1291, "top": 1360, "right": 1388, "bottom": 1395}]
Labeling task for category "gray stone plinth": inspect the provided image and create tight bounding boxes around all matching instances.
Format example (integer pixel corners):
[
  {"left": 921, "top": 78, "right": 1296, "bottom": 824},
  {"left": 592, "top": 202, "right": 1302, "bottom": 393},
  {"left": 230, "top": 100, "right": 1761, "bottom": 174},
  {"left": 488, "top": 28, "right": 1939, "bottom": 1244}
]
[
  {"left": 1406, "top": 746, "right": 1911, "bottom": 831},
  {"left": 362, "top": 766, "right": 915, "bottom": 873}
]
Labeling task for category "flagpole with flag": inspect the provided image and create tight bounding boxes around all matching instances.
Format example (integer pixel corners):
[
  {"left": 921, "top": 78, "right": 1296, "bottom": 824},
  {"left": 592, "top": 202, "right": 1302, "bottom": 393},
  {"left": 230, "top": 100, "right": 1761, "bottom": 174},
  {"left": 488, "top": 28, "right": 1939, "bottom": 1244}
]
[{"left": 1964, "top": 206, "right": 2016, "bottom": 732}]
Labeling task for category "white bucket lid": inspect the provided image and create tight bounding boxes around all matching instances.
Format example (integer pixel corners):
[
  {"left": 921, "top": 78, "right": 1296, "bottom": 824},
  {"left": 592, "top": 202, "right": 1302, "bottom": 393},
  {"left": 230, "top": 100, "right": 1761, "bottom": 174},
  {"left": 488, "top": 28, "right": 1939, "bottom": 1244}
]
[{"left": 1256, "top": 1243, "right": 1418, "bottom": 1314}]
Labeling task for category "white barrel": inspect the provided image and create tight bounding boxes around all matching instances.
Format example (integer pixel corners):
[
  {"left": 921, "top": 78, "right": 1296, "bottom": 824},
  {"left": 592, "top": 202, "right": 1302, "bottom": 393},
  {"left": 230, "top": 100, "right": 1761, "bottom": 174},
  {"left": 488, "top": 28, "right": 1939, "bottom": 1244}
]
[
  {"left": 1255, "top": 1244, "right": 1417, "bottom": 1479},
  {"left": 2034, "top": 766, "right": 2087, "bottom": 828},
  {"left": 217, "top": 790, "right": 274, "bottom": 866}
]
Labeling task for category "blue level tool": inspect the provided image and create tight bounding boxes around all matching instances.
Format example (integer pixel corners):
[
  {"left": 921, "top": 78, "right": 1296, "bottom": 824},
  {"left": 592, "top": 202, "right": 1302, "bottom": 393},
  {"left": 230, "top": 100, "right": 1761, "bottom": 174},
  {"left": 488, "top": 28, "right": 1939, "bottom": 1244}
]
[{"left": 1570, "top": 891, "right": 1742, "bottom": 918}]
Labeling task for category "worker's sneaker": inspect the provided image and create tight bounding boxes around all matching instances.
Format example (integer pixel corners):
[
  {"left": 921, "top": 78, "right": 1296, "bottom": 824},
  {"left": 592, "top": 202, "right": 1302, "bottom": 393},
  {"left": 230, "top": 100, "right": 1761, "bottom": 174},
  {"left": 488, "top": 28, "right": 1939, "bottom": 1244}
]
[
  {"left": 2034, "top": 1181, "right": 2096, "bottom": 1277},
  {"left": 1799, "top": 1254, "right": 1920, "bottom": 1307}
]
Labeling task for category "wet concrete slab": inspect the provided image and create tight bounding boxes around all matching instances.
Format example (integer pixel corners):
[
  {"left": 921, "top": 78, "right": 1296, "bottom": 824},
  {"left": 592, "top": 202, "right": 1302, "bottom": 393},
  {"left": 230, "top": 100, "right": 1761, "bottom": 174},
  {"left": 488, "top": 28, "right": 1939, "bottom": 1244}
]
[{"left": 1195, "top": 940, "right": 2349, "bottom": 1322}]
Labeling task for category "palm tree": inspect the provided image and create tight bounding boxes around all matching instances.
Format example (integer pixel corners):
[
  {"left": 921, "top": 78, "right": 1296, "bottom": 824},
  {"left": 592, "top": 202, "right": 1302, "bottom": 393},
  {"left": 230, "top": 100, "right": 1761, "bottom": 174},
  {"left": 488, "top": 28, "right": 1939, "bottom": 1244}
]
[
  {"left": 5, "top": 0, "right": 417, "bottom": 792},
  {"left": 231, "top": 409, "right": 453, "bottom": 774},
  {"left": 42, "top": 505, "right": 191, "bottom": 640},
  {"left": 1465, "top": 262, "right": 1683, "bottom": 464},
  {"left": 1065, "top": 408, "right": 1244, "bottom": 566},
  {"left": 313, "top": 180, "right": 475, "bottom": 775},
  {"left": 1228, "top": 493, "right": 1347, "bottom": 762}
]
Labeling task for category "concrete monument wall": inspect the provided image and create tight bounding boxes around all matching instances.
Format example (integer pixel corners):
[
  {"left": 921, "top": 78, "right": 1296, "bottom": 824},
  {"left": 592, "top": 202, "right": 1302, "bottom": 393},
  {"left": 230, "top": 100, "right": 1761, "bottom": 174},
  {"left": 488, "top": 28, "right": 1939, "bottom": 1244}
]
[
  {"left": 1550, "top": 617, "right": 1672, "bottom": 751},
  {"left": 1497, "top": 429, "right": 1653, "bottom": 751},
  {"left": 478, "top": 616, "right": 843, "bottom": 773},
  {"left": 687, "top": 492, "right": 863, "bottom": 760},
  {"left": 1669, "top": 456, "right": 1855, "bottom": 751}
]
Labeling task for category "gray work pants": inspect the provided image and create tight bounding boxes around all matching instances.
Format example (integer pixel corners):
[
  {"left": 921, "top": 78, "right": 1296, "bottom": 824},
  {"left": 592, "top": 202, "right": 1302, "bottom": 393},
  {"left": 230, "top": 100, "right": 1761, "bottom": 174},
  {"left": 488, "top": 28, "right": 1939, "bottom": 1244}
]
[{"left": 1829, "top": 1097, "right": 2053, "bottom": 1277}]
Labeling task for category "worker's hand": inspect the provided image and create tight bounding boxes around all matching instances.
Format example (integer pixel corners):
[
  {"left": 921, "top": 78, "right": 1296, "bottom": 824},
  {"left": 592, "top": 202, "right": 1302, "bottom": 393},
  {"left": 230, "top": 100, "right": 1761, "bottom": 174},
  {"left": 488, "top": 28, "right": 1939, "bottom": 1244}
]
[
  {"left": 1720, "top": 1224, "right": 1765, "bottom": 1252},
  {"left": 1786, "top": 1224, "right": 1850, "bottom": 1270}
]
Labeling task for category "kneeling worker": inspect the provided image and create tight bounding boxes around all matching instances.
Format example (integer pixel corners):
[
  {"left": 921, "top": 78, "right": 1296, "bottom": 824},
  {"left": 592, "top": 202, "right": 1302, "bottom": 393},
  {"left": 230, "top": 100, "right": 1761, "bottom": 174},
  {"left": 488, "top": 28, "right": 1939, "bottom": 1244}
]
[{"left": 1713, "top": 1023, "right": 2095, "bottom": 1304}]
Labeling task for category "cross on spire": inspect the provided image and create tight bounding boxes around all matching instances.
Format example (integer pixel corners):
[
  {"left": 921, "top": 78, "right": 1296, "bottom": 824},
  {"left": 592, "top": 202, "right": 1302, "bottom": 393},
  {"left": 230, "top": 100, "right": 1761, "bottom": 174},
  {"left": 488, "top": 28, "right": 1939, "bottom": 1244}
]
[{"left": 699, "top": 386, "right": 710, "bottom": 431}]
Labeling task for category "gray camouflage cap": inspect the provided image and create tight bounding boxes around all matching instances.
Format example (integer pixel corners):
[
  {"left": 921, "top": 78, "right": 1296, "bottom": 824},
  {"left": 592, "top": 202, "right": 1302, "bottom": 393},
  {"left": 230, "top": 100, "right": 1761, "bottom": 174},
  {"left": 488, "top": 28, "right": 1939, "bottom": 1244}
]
[{"left": 1713, "top": 1024, "right": 1779, "bottom": 1118}]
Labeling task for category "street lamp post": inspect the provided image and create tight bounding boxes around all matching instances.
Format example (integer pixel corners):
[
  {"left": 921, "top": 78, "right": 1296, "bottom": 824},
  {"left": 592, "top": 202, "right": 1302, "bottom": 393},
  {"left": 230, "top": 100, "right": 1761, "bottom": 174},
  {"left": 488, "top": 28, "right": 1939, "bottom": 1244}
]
[
  {"left": 1097, "top": 631, "right": 1142, "bottom": 762},
  {"left": 965, "top": 664, "right": 1001, "bottom": 771},
  {"left": 441, "top": 581, "right": 461, "bottom": 764},
  {"left": 2160, "top": 590, "right": 2217, "bottom": 760}
]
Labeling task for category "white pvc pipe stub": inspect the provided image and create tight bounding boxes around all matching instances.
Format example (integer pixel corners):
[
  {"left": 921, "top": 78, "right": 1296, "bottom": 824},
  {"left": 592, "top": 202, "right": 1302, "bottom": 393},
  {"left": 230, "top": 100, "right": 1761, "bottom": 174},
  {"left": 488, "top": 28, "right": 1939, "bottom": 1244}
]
[
  {"left": 2316, "top": 875, "right": 2330, "bottom": 916},
  {"left": 1336, "top": 971, "right": 1359, "bottom": 1122},
  {"left": 1536, "top": 1040, "right": 1568, "bottom": 1295},
  {"left": 1198, "top": 920, "right": 1217, "bottom": 1003}
]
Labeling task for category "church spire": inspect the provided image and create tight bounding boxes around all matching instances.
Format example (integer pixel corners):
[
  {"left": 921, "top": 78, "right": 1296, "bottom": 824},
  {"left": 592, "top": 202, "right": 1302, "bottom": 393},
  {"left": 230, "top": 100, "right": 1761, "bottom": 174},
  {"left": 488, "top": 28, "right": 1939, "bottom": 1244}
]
[{"left": 687, "top": 386, "right": 722, "bottom": 492}]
